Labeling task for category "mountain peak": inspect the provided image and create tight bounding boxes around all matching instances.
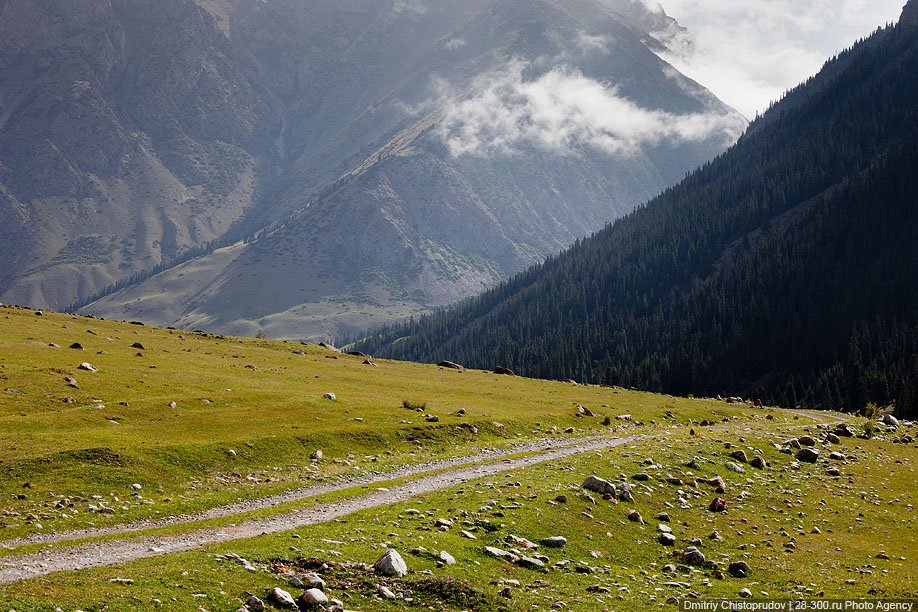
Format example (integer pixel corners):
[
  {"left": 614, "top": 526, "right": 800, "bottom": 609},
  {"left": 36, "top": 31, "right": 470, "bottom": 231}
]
[{"left": 902, "top": 0, "right": 918, "bottom": 27}]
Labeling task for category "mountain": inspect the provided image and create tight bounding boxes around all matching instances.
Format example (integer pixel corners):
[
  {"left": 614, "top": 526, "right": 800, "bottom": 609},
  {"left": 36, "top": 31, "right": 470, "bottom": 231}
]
[
  {"left": 356, "top": 8, "right": 918, "bottom": 418},
  {"left": 0, "top": 0, "right": 744, "bottom": 338}
]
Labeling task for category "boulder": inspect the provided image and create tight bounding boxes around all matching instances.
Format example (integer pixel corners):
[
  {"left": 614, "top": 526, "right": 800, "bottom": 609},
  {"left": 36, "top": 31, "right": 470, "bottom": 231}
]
[
  {"left": 883, "top": 414, "right": 899, "bottom": 427},
  {"left": 750, "top": 456, "right": 766, "bottom": 469},
  {"left": 299, "top": 588, "right": 328, "bottom": 606},
  {"left": 834, "top": 424, "right": 855, "bottom": 437},
  {"left": 582, "top": 476, "right": 616, "bottom": 497},
  {"left": 798, "top": 435, "right": 816, "bottom": 447},
  {"left": 729, "top": 561, "right": 752, "bottom": 578},
  {"left": 269, "top": 587, "right": 297, "bottom": 608},
  {"left": 437, "top": 361, "right": 464, "bottom": 370},
  {"left": 541, "top": 536, "right": 567, "bottom": 549},
  {"left": 628, "top": 509, "right": 644, "bottom": 523},
  {"left": 484, "top": 546, "right": 520, "bottom": 563},
  {"left": 373, "top": 549, "right": 408, "bottom": 577},
  {"left": 683, "top": 547, "right": 705, "bottom": 566},
  {"left": 731, "top": 450, "right": 748, "bottom": 463},
  {"left": 439, "top": 550, "right": 457, "bottom": 565},
  {"left": 246, "top": 595, "right": 265, "bottom": 612},
  {"left": 493, "top": 366, "right": 515, "bottom": 376},
  {"left": 709, "top": 497, "right": 728, "bottom": 512},
  {"left": 795, "top": 448, "right": 819, "bottom": 463},
  {"left": 517, "top": 556, "right": 545, "bottom": 570},
  {"left": 659, "top": 532, "right": 676, "bottom": 546}
]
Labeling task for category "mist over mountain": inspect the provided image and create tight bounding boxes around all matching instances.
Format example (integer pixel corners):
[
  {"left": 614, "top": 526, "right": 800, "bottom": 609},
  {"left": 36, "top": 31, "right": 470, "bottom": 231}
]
[
  {"left": 0, "top": 0, "right": 743, "bottom": 339},
  {"left": 356, "top": 7, "right": 918, "bottom": 417}
]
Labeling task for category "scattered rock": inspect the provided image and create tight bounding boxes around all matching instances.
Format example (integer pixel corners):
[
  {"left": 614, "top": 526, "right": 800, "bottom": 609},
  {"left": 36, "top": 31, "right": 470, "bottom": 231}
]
[
  {"left": 577, "top": 405, "right": 595, "bottom": 417},
  {"left": 709, "top": 497, "right": 728, "bottom": 513},
  {"left": 731, "top": 450, "right": 748, "bottom": 463},
  {"left": 269, "top": 587, "right": 297, "bottom": 608},
  {"left": 299, "top": 588, "right": 328, "bottom": 606},
  {"left": 297, "top": 573, "right": 326, "bottom": 590},
  {"left": 493, "top": 366, "right": 515, "bottom": 376},
  {"left": 729, "top": 561, "right": 752, "bottom": 578},
  {"left": 826, "top": 433, "right": 841, "bottom": 444},
  {"left": 631, "top": 473, "right": 650, "bottom": 481},
  {"left": 78, "top": 362, "right": 97, "bottom": 372},
  {"left": 373, "top": 549, "right": 408, "bottom": 577},
  {"left": 657, "top": 512, "right": 671, "bottom": 522},
  {"left": 541, "top": 536, "right": 567, "bottom": 549},
  {"left": 65, "top": 377, "right": 79, "bottom": 389},
  {"left": 554, "top": 494, "right": 568, "bottom": 504},
  {"left": 246, "top": 595, "right": 265, "bottom": 612},
  {"left": 69, "top": 342, "right": 84, "bottom": 350},
  {"left": 628, "top": 509, "right": 644, "bottom": 524},
  {"left": 829, "top": 451, "right": 846, "bottom": 461},
  {"left": 323, "top": 392, "right": 336, "bottom": 401},
  {"left": 659, "top": 532, "right": 676, "bottom": 546},
  {"left": 682, "top": 547, "right": 705, "bottom": 566},
  {"left": 439, "top": 550, "right": 456, "bottom": 565},
  {"left": 739, "top": 588, "right": 753, "bottom": 598},
  {"left": 834, "top": 424, "right": 855, "bottom": 437},
  {"left": 798, "top": 435, "right": 816, "bottom": 447},
  {"left": 750, "top": 455, "right": 766, "bottom": 469},
  {"left": 485, "top": 546, "right": 520, "bottom": 563},
  {"left": 377, "top": 585, "right": 396, "bottom": 599},
  {"left": 131, "top": 342, "right": 145, "bottom": 350},
  {"left": 582, "top": 476, "right": 616, "bottom": 497},
  {"left": 426, "top": 415, "right": 440, "bottom": 423},
  {"left": 795, "top": 448, "right": 819, "bottom": 463},
  {"left": 517, "top": 556, "right": 545, "bottom": 570},
  {"left": 437, "top": 361, "right": 464, "bottom": 370},
  {"left": 883, "top": 414, "right": 899, "bottom": 427}
]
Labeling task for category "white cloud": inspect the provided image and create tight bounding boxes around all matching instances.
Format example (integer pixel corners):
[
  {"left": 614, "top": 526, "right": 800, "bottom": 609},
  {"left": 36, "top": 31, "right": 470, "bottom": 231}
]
[
  {"left": 435, "top": 62, "right": 746, "bottom": 158},
  {"left": 390, "top": 0, "right": 426, "bottom": 16},
  {"left": 650, "top": 0, "right": 905, "bottom": 117},
  {"left": 444, "top": 36, "right": 468, "bottom": 51}
]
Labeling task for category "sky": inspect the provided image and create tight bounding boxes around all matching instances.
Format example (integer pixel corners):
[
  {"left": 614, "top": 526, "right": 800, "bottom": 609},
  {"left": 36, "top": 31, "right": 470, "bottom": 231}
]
[{"left": 653, "top": 0, "right": 907, "bottom": 118}]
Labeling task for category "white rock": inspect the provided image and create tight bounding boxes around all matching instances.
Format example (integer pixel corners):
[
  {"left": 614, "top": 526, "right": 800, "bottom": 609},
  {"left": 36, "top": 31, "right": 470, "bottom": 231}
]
[
  {"left": 323, "top": 392, "right": 336, "bottom": 401},
  {"left": 299, "top": 588, "right": 328, "bottom": 605},
  {"left": 269, "top": 587, "right": 297, "bottom": 608},
  {"left": 373, "top": 549, "right": 408, "bottom": 577}
]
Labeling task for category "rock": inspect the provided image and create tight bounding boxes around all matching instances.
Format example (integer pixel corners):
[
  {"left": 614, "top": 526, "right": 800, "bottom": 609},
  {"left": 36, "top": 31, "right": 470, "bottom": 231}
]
[
  {"left": 434, "top": 518, "right": 453, "bottom": 529},
  {"left": 798, "top": 435, "right": 816, "bottom": 447},
  {"left": 323, "top": 392, "right": 336, "bottom": 401},
  {"left": 829, "top": 451, "right": 846, "bottom": 461},
  {"left": 750, "top": 455, "right": 766, "bottom": 469},
  {"left": 65, "top": 377, "right": 79, "bottom": 389},
  {"left": 731, "top": 450, "right": 748, "bottom": 463},
  {"left": 631, "top": 473, "right": 650, "bottom": 481},
  {"left": 437, "top": 360, "right": 464, "bottom": 370},
  {"left": 883, "top": 414, "right": 899, "bottom": 427},
  {"left": 541, "top": 536, "right": 567, "bottom": 548},
  {"left": 69, "top": 342, "right": 84, "bottom": 350},
  {"left": 310, "top": 449, "right": 323, "bottom": 460},
  {"left": 377, "top": 585, "right": 396, "bottom": 599},
  {"left": 131, "top": 342, "right": 145, "bottom": 350},
  {"left": 627, "top": 509, "right": 644, "bottom": 523},
  {"left": 299, "top": 589, "right": 328, "bottom": 606},
  {"left": 485, "top": 546, "right": 520, "bottom": 563},
  {"left": 426, "top": 415, "right": 440, "bottom": 423},
  {"left": 555, "top": 494, "right": 568, "bottom": 503},
  {"left": 795, "top": 448, "right": 819, "bottom": 463},
  {"left": 582, "top": 476, "right": 616, "bottom": 497},
  {"left": 457, "top": 408, "right": 466, "bottom": 415},
  {"left": 682, "top": 547, "right": 705, "bottom": 566},
  {"left": 726, "top": 461, "right": 745, "bottom": 473},
  {"left": 657, "top": 512, "right": 671, "bottom": 522},
  {"left": 439, "top": 550, "right": 456, "bottom": 565},
  {"left": 78, "top": 362, "right": 97, "bottom": 372},
  {"left": 834, "top": 424, "right": 855, "bottom": 437},
  {"left": 500, "top": 586, "right": 513, "bottom": 598},
  {"left": 827, "top": 467, "right": 841, "bottom": 477},
  {"left": 729, "top": 561, "right": 751, "bottom": 578},
  {"left": 269, "top": 588, "right": 297, "bottom": 608},
  {"left": 657, "top": 524, "right": 672, "bottom": 533},
  {"left": 517, "top": 556, "right": 545, "bottom": 570},
  {"left": 708, "top": 475, "right": 726, "bottom": 491},
  {"left": 709, "top": 497, "right": 728, "bottom": 512},
  {"left": 246, "top": 595, "right": 265, "bottom": 612},
  {"left": 659, "top": 532, "right": 676, "bottom": 546},
  {"left": 373, "top": 549, "right": 408, "bottom": 577},
  {"left": 493, "top": 366, "right": 515, "bottom": 376},
  {"left": 131, "top": 483, "right": 142, "bottom": 490},
  {"left": 298, "top": 573, "right": 326, "bottom": 590}
]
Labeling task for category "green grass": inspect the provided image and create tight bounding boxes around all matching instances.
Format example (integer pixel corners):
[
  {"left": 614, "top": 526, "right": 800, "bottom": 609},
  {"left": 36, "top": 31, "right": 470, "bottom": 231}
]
[
  {"left": 1, "top": 304, "right": 914, "bottom": 610},
  {"left": 0, "top": 305, "right": 751, "bottom": 542}
]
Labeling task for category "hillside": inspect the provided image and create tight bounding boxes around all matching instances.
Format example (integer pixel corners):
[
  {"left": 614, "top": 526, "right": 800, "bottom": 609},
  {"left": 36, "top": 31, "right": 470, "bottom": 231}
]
[
  {"left": 0, "top": 305, "right": 915, "bottom": 610},
  {"left": 0, "top": 0, "right": 743, "bottom": 339},
  {"left": 356, "top": 11, "right": 918, "bottom": 417}
]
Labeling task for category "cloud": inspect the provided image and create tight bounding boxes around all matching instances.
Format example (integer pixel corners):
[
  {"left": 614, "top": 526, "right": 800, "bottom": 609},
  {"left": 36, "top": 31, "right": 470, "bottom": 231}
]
[
  {"left": 649, "top": 0, "right": 905, "bottom": 117},
  {"left": 390, "top": 0, "right": 426, "bottom": 16},
  {"left": 444, "top": 36, "right": 468, "bottom": 51},
  {"left": 435, "top": 61, "right": 746, "bottom": 158}
]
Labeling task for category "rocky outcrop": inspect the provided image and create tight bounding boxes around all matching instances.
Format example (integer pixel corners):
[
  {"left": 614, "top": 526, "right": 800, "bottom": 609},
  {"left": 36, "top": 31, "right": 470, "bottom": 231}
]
[{"left": 901, "top": 0, "right": 918, "bottom": 27}]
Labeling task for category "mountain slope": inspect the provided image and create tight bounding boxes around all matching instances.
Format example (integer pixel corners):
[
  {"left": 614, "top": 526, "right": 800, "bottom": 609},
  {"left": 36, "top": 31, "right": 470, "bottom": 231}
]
[
  {"left": 59, "top": 0, "right": 744, "bottom": 339},
  {"left": 357, "top": 12, "right": 918, "bottom": 418}
]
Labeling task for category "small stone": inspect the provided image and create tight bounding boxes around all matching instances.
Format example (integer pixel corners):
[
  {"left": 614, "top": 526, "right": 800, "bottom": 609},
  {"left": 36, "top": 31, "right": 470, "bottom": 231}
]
[
  {"left": 269, "top": 588, "right": 297, "bottom": 608},
  {"left": 310, "top": 449, "right": 323, "bottom": 460},
  {"left": 729, "top": 561, "right": 751, "bottom": 578},
  {"left": 632, "top": 473, "right": 650, "bottom": 481},
  {"left": 298, "top": 572, "right": 326, "bottom": 590},
  {"left": 426, "top": 414, "right": 440, "bottom": 423},
  {"left": 247, "top": 596, "right": 266, "bottom": 612},
  {"left": 69, "top": 342, "right": 84, "bottom": 350},
  {"left": 750, "top": 456, "right": 766, "bottom": 469},
  {"left": 731, "top": 450, "right": 748, "bottom": 463},
  {"left": 657, "top": 512, "right": 671, "bottom": 522},
  {"left": 78, "top": 362, "right": 97, "bottom": 372},
  {"left": 541, "top": 536, "right": 567, "bottom": 548},
  {"left": 555, "top": 494, "right": 568, "bottom": 504},
  {"left": 439, "top": 550, "right": 456, "bottom": 565},
  {"left": 739, "top": 588, "right": 753, "bottom": 598},
  {"left": 628, "top": 509, "right": 644, "bottom": 523},
  {"left": 796, "top": 448, "right": 819, "bottom": 463},
  {"left": 797, "top": 435, "right": 816, "bottom": 447},
  {"left": 517, "top": 556, "right": 545, "bottom": 570},
  {"left": 582, "top": 476, "right": 616, "bottom": 497},
  {"left": 323, "top": 392, "right": 336, "bottom": 401},
  {"left": 659, "top": 533, "right": 676, "bottom": 546},
  {"left": 373, "top": 549, "right": 408, "bottom": 577},
  {"left": 299, "top": 589, "right": 328, "bottom": 606},
  {"left": 131, "top": 483, "right": 142, "bottom": 491},
  {"left": 826, "top": 433, "right": 841, "bottom": 444},
  {"left": 377, "top": 585, "right": 396, "bottom": 599},
  {"left": 683, "top": 547, "right": 705, "bottom": 566}
]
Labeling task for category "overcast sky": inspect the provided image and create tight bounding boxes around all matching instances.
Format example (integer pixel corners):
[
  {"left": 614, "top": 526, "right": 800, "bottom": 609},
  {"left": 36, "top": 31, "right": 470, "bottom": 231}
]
[{"left": 654, "top": 0, "right": 906, "bottom": 118}]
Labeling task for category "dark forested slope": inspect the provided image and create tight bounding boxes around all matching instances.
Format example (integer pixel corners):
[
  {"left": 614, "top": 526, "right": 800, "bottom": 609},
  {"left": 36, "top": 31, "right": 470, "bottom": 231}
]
[{"left": 357, "top": 18, "right": 918, "bottom": 417}]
